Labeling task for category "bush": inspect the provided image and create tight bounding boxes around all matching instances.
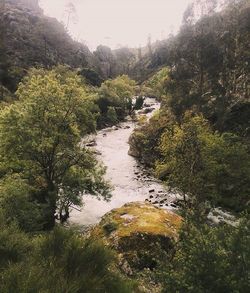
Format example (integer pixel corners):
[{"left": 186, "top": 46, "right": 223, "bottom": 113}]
[{"left": 0, "top": 226, "right": 134, "bottom": 293}]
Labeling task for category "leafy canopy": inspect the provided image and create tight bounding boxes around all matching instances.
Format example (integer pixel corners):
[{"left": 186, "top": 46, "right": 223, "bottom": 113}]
[{"left": 0, "top": 66, "right": 110, "bottom": 228}]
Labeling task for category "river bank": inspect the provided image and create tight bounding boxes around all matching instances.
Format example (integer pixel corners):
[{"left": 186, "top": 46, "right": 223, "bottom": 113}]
[{"left": 69, "top": 98, "right": 180, "bottom": 226}]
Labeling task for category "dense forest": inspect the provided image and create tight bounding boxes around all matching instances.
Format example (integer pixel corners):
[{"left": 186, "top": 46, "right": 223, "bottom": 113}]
[{"left": 0, "top": 0, "right": 249, "bottom": 292}]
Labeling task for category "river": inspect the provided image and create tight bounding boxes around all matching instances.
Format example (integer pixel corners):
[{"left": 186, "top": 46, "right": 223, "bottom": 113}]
[
  {"left": 69, "top": 98, "right": 177, "bottom": 226},
  {"left": 69, "top": 98, "right": 236, "bottom": 227}
]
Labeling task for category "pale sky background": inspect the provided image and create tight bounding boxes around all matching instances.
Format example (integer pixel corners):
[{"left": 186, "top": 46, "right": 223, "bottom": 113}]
[{"left": 39, "top": 0, "right": 193, "bottom": 50}]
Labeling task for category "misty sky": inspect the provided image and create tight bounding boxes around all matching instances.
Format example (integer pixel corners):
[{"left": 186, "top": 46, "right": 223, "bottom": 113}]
[{"left": 39, "top": 0, "right": 192, "bottom": 50}]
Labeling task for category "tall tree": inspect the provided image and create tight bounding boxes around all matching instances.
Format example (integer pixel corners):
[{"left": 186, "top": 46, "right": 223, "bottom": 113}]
[{"left": 0, "top": 67, "right": 110, "bottom": 228}]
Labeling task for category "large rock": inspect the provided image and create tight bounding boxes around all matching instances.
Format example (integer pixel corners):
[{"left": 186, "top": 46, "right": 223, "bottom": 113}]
[{"left": 91, "top": 202, "right": 182, "bottom": 273}]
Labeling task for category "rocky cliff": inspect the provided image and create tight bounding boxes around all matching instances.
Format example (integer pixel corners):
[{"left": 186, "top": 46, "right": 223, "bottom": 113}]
[{"left": 0, "top": 0, "right": 99, "bottom": 92}]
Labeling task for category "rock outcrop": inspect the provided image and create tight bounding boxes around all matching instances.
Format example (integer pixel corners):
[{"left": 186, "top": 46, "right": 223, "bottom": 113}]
[
  {"left": 91, "top": 202, "right": 182, "bottom": 292},
  {"left": 0, "top": 0, "right": 98, "bottom": 92}
]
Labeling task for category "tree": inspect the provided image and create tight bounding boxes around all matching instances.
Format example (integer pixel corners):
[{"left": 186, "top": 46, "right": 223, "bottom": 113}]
[
  {"left": 156, "top": 112, "right": 250, "bottom": 211},
  {"left": 133, "top": 96, "right": 144, "bottom": 110},
  {"left": 106, "top": 106, "right": 118, "bottom": 125},
  {"left": 97, "top": 75, "right": 136, "bottom": 125},
  {"left": 162, "top": 214, "right": 250, "bottom": 293},
  {"left": 145, "top": 67, "right": 170, "bottom": 99},
  {"left": 64, "top": 2, "right": 78, "bottom": 30},
  {"left": 0, "top": 67, "right": 110, "bottom": 228}
]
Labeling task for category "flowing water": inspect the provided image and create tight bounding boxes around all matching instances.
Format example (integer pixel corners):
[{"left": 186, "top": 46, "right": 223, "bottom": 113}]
[
  {"left": 69, "top": 98, "right": 236, "bottom": 227},
  {"left": 70, "top": 99, "right": 177, "bottom": 226}
]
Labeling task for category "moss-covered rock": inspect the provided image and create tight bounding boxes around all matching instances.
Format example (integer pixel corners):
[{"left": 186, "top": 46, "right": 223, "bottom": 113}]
[{"left": 91, "top": 202, "right": 182, "bottom": 292}]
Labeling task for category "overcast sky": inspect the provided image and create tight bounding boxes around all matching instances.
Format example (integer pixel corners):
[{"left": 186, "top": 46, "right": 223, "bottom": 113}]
[{"left": 39, "top": 0, "right": 192, "bottom": 50}]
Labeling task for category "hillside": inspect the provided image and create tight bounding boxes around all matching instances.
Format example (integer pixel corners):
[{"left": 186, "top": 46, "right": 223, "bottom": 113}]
[
  {"left": 0, "top": 1, "right": 249, "bottom": 292},
  {"left": 0, "top": 0, "right": 99, "bottom": 93}
]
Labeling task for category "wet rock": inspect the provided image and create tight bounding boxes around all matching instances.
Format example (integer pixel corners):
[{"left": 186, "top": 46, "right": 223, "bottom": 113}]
[
  {"left": 207, "top": 208, "right": 238, "bottom": 226},
  {"left": 85, "top": 140, "right": 97, "bottom": 147},
  {"left": 149, "top": 189, "right": 155, "bottom": 193},
  {"left": 141, "top": 107, "right": 155, "bottom": 114},
  {"left": 103, "top": 133, "right": 107, "bottom": 137},
  {"left": 112, "top": 126, "right": 119, "bottom": 130},
  {"left": 149, "top": 195, "right": 154, "bottom": 199},
  {"left": 170, "top": 203, "right": 177, "bottom": 208}
]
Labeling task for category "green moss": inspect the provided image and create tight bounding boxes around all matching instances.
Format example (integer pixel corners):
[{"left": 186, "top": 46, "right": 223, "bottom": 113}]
[
  {"left": 98, "top": 202, "right": 182, "bottom": 240},
  {"left": 103, "top": 221, "right": 119, "bottom": 235},
  {"left": 90, "top": 202, "right": 182, "bottom": 292}
]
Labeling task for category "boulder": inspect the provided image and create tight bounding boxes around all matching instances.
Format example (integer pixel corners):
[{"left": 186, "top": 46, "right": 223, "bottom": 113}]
[
  {"left": 91, "top": 202, "right": 182, "bottom": 275},
  {"left": 85, "top": 140, "right": 97, "bottom": 147}
]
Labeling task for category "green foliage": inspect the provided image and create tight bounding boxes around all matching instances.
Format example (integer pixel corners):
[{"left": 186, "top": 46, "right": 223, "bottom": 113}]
[
  {"left": 103, "top": 221, "right": 119, "bottom": 235},
  {"left": 0, "top": 175, "right": 46, "bottom": 232},
  {"left": 162, "top": 214, "right": 250, "bottom": 293},
  {"left": 133, "top": 96, "right": 144, "bottom": 110},
  {"left": 145, "top": 67, "right": 170, "bottom": 99},
  {"left": 0, "top": 226, "right": 133, "bottom": 293},
  {"left": 106, "top": 106, "right": 118, "bottom": 125},
  {"left": 97, "top": 75, "right": 136, "bottom": 126},
  {"left": 79, "top": 67, "right": 103, "bottom": 86},
  {"left": 129, "top": 109, "right": 175, "bottom": 167},
  {"left": 156, "top": 112, "right": 250, "bottom": 211},
  {"left": 0, "top": 0, "right": 99, "bottom": 92},
  {"left": 0, "top": 214, "right": 31, "bottom": 269},
  {"left": 0, "top": 66, "right": 110, "bottom": 228},
  {"left": 130, "top": 110, "right": 249, "bottom": 212}
]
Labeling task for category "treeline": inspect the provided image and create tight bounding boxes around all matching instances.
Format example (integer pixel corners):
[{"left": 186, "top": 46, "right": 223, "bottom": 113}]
[
  {"left": 0, "top": 66, "right": 138, "bottom": 229},
  {"left": 0, "top": 0, "right": 142, "bottom": 98},
  {"left": 128, "top": 1, "right": 250, "bottom": 291},
  {"left": 0, "top": 0, "right": 249, "bottom": 292},
  {"left": 0, "top": 66, "right": 139, "bottom": 291},
  {"left": 129, "top": 0, "right": 250, "bottom": 213}
]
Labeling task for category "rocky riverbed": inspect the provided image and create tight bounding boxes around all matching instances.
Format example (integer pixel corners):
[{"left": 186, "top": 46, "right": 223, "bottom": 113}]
[
  {"left": 69, "top": 98, "right": 237, "bottom": 227},
  {"left": 69, "top": 99, "right": 180, "bottom": 226}
]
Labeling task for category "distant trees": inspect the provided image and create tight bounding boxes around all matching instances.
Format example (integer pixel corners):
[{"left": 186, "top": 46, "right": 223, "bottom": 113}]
[
  {"left": 64, "top": 2, "right": 78, "bottom": 29},
  {"left": 79, "top": 67, "right": 103, "bottom": 86},
  {"left": 0, "top": 66, "right": 110, "bottom": 228},
  {"left": 133, "top": 0, "right": 249, "bottom": 134},
  {"left": 97, "top": 75, "right": 136, "bottom": 126},
  {"left": 0, "top": 0, "right": 95, "bottom": 92},
  {"left": 144, "top": 67, "right": 170, "bottom": 99},
  {"left": 94, "top": 45, "right": 116, "bottom": 79},
  {"left": 159, "top": 0, "right": 250, "bottom": 131}
]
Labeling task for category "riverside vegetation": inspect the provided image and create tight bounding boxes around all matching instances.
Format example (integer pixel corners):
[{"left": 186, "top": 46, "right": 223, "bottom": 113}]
[{"left": 0, "top": 0, "right": 249, "bottom": 292}]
